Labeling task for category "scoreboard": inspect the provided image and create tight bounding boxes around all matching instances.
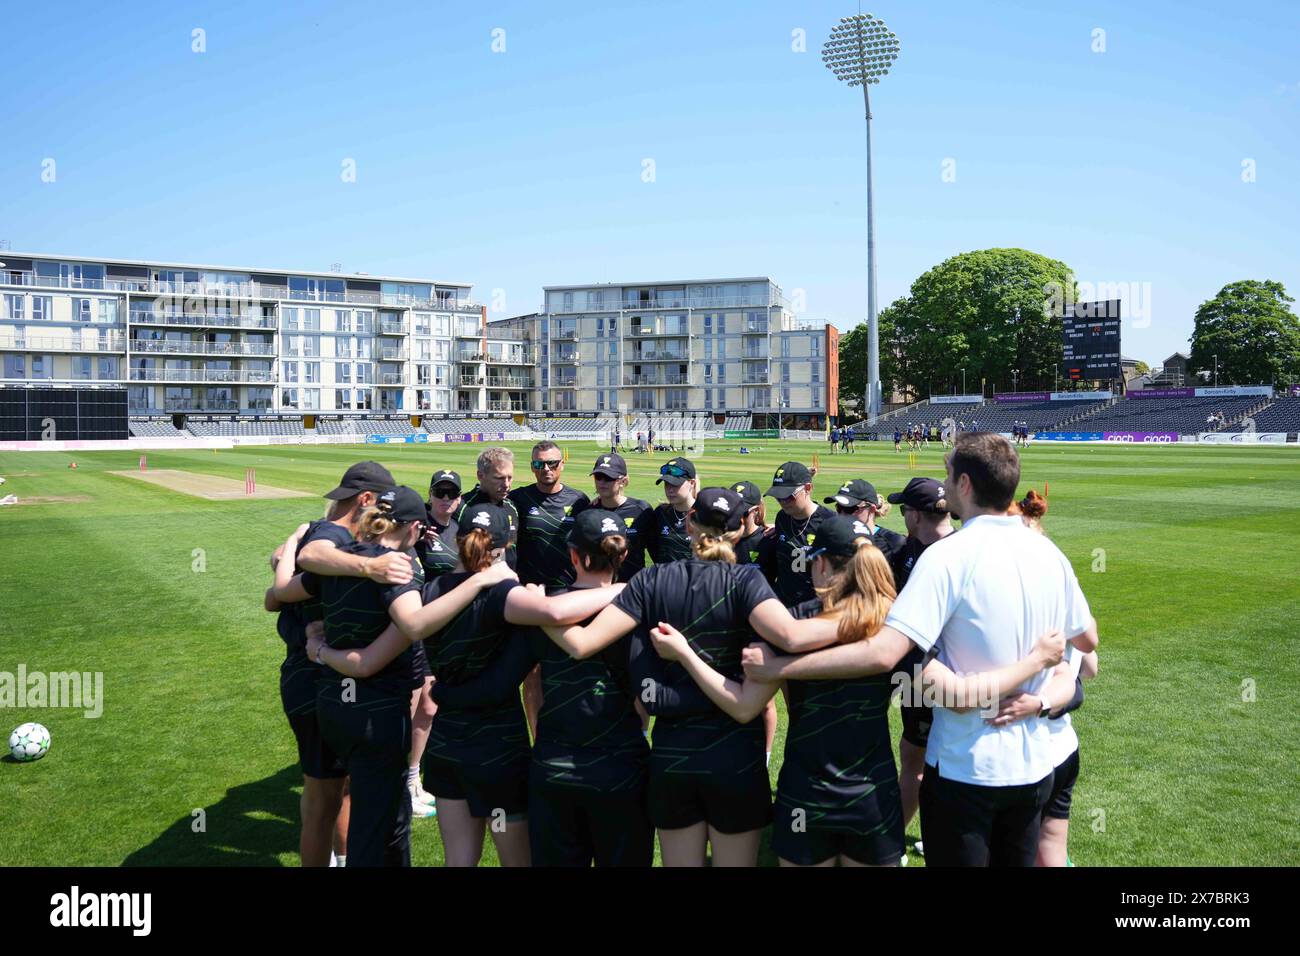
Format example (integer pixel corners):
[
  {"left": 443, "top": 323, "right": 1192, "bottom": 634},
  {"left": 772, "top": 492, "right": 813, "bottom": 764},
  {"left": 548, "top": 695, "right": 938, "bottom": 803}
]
[{"left": 1062, "top": 299, "right": 1122, "bottom": 381}]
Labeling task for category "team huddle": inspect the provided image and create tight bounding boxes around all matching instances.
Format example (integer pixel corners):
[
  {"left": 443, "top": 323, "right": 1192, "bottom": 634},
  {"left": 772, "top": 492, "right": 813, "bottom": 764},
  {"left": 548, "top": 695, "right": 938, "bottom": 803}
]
[{"left": 264, "top": 433, "right": 1099, "bottom": 867}]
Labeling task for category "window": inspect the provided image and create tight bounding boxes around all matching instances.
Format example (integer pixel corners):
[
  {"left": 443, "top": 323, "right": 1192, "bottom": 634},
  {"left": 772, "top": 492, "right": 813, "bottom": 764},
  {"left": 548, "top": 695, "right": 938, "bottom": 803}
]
[
  {"left": 717, "top": 388, "right": 726, "bottom": 410},
  {"left": 336, "top": 311, "right": 352, "bottom": 333},
  {"left": 433, "top": 314, "right": 450, "bottom": 337},
  {"left": 704, "top": 388, "right": 712, "bottom": 409},
  {"left": 355, "top": 311, "right": 372, "bottom": 334},
  {"left": 337, "top": 363, "right": 351, "bottom": 384},
  {"left": 811, "top": 336, "right": 821, "bottom": 357},
  {"left": 781, "top": 362, "right": 791, "bottom": 383},
  {"left": 335, "top": 389, "right": 352, "bottom": 410},
  {"left": 71, "top": 357, "right": 89, "bottom": 379},
  {"left": 355, "top": 363, "right": 372, "bottom": 385},
  {"left": 302, "top": 388, "right": 320, "bottom": 410},
  {"left": 812, "top": 363, "right": 820, "bottom": 383},
  {"left": 282, "top": 388, "right": 299, "bottom": 409},
  {"left": 780, "top": 337, "right": 790, "bottom": 358},
  {"left": 608, "top": 342, "right": 616, "bottom": 359},
  {"left": 283, "top": 308, "right": 299, "bottom": 330},
  {"left": 304, "top": 309, "right": 321, "bottom": 331},
  {"left": 609, "top": 316, "right": 617, "bottom": 335},
  {"left": 597, "top": 390, "right": 605, "bottom": 411},
  {"left": 597, "top": 366, "right": 605, "bottom": 386},
  {"left": 98, "top": 300, "right": 118, "bottom": 323},
  {"left": 782, "top": 386, "right": 792, "bottom": 407},
  {"left": 3, "top": 294, "right": 23, "bottom": 320},
  {"left": 704, "top": 339, "right": 712, "bottom": 361},
  {"left": 356, "top": 338, "right": 371, "bottom": 359},
  {"left": 3, "top": 355, "right": 25, "bottom": 379},
  {"left": 284, "top": 363, "right": 299, "bottom": 384},
  {"left": 31, "top": 355, "right": 52, "bottom": 379},
  {"left": 596, "top": 318, "right": 604, "bottom": 335},
  {"left": 98, "top": 357, "right": 117, "bottom": 379},
  {"left": 434, "top": 364, "right": 450, "bottom": 387},
  {"left": 718, "top": 364, "right": 726, "bottom": 384},
  {"left": 704, "top": 364, "right": 712, "bottom": 384},
  {"left": 433, "top": 339, "right": 449, "bottom": 361},
  {"left": 32, "top": 296, "right": 52, "bottom": 321},
  {"left": 414, "top": 313, "right": 430, "bottom": 335},
  {"left": 703, "top": 314, "right": 712, "bottom": 335},
  {"left": 75, "top": 299, "right": 92, "bottom": 322},
  {"left": 305, "top": 362, "right": 320, "bottom": 384},
  {"left": 417, "top": 364, "right": 431, "bottom": 386}
]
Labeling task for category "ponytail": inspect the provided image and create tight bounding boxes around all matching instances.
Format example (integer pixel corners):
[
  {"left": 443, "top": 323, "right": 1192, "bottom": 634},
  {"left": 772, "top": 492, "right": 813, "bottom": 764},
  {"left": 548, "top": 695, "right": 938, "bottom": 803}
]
[
  {"left": 357, "top": 506, "right": 400, "bottom": 542},
  {"left": 457, "top": 527, "right": 497, "bottom": 573},
  {"left": 574, "top": 533, "right": 628, "bottom": 576},
  {"left": 1019, "top": 489, "right": 1048, "bottom": 521},
  {"left": 814, "top": 540, "right": 897, "bottom": 643},
  {"left": 870, "top": 495, "right": 892, "bottom": 519},
  {"left": 687, "top": 515, "right": 740, "bottom": 564}
]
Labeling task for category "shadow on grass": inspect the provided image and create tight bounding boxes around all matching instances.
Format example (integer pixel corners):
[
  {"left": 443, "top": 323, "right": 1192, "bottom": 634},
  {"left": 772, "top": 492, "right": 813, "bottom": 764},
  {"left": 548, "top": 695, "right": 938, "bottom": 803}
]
[{"left": 123, "top": 764, "right": 303, "bottom": 867}]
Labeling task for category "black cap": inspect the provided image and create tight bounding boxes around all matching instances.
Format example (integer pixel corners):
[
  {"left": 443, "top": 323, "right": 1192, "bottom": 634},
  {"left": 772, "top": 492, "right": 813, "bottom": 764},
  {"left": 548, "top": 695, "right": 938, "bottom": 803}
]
[
  {"left": 460, "top": 502, "right": 512, "bottom": 548},
  {"left": 429, "top": 469, "right": 462, "bottom": 493},
  {"left": 655, "top": 457, "right": 697, "bottom": 486},
  {"left": 766, "top": 461, "right": 813, "bottom": 499},
  {"left": 887, "top": 477, "right": 949, "bottom": 513},
  {"left": 324, "top": 460, "right": 395, "bottom": 500},
  {"left": 590, "top": 453, "right": 628, "bottom": 479},
  {"left": 374, "top": 486, "right": 427, "bottom": 524},
  {"left": 825, "top": 478, "right": 878, "bottom": 508},
  {"left": 567, "top": 508, "right": 628, "bottom": 549},
  {"left": 729, "top": 480, "right": 762, "bottom": 509},
  {"left": 691, "top": 486, "right": 745, "bottom": 532},
  {"left": 808, "top": 514, "right": 875, "bottom": 559}
]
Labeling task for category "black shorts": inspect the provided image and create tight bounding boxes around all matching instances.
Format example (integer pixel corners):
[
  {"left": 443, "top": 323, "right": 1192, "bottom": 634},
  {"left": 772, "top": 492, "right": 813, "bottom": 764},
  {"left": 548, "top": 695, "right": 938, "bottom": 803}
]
[
  {"left": 900, "top": 701, "right": 933, "bottom": 749},
  {"left": 647, "top": 765, "right": 772, "bottom": 834},
  {"left": 1042, "top": 748, "right": 1080, "bottom": 821},
  {"left": 770, "top": 818, "right": 904, "bottom": 867},
  {"left": 287, "top": 710, "right": 347, "bottom": 780},
  {"left": 528, "top": 764, "right": 653, "bottom": 867},
  {"left": 919, "top": 764, "right": 1053, "bottom": 867},
  {"left": 280, "top": 651, "right": 319, "bottom": 717},
  {"left": 422, "top": 750, "right": 530, "bottom": 820}
]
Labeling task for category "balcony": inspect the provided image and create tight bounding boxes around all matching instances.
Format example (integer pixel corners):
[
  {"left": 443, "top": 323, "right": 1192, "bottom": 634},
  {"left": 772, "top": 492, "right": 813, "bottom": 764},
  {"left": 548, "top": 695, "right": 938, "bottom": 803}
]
[
  {"left": 455, "top": 326, "right": 483, "bottom": 339},
  {"left": 485, "top": 352, "right": 532, "bottom": 365},
  {"left": 130, "top": 339, "right": 275, "bottom": 357},
  {"left": 488, "top": 400, "right": 530, "bottom": 412},
  {"left": 741, "top": 351, "right": 770, "bottom": 361},
  {"left": 454, "top": 351, "right": 485, "bottom": 363},
  {"left": 742, "top": 373, "right": 770, "bottom": 385},
  {"left": 458, "top": 374, "right": 485, "bottom": 388},
  {"left": 552, "top": 350, "right": 580, "bottom": 364},
  {"left": 629, "top": 326, "right": 689, "bottom": 338},
  {"left": 547, "top": 293, "right": 783, "bottom": 314},
  {"left": 380, "top": 373, "right": 406, "bottom": 386},
  {"left": 377, "top": 320, "right": 408, "bottom": 335},
  {"left": 552, "top": 376, "right": 578, "bottom": 388},
  {"left": 378, "top": 347, "right": 409, "bottom": 361},
  {"left": 623, "top": 373, "right": 690, "bottom": 387},
  {"left": 552, "top": 329, "right": 578, "bottom": 342},
  {"left": 630, "top": 349, "right": 689, "bottom": 362},
  {"left": 487, "top": 375, "right": 532, "bottom": 389},
  {"left": 130, "top": 311, "right": 275, "bottom": 330},
  {"left": 742, "top": 322, "right": 769, "bottom": 335},
  {"left": 129, "top": 368, "right": 276, "bottom": 384},
  {"left": 0, "top": 334, "right": 125, "bottom": 353}
]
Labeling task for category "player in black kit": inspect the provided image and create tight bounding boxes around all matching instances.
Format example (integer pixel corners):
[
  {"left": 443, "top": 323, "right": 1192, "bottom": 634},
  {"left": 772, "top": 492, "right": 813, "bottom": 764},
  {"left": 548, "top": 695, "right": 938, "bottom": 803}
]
[
  {"left": 825, "top": 477, "right": 906, "bottom": 563},
  {"left": 542, "top": 487, "right": 843, "bottom": 866},
  {"left": 429, "top": 509, "right": 653, "bottom": 866},
  {"left": 645, "top": 457, "right": 698, "bottom": 565},
  {"left": 586, "top": 452, "right": 653, "bottom": 582},
  {"left": 760, "top": 460, "right": 834, "bottom": 606},
  {"left": 310, "top": 502, "right": 624, "bottom": 866}
]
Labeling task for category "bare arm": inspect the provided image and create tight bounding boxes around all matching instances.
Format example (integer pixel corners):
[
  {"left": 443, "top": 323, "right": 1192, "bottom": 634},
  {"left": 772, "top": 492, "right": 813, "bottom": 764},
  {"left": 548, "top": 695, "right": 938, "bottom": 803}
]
[
  {"left": 504, "top": 583, "right": 627, "bottom": 628},
  {"left": 649, "top": 623, "right": 778, "bottom": 723},
  {"left": 919, "top": 631, "right": 1066, "bottom": 714},
  {"left": 747, "top": 599, "right": 841, "bottom": 653},
  {"left": 742, "top": 625, "right": 916, "bottom": 682},
  {"left": 310, "top": 621, "right": 411, "bottom": 679},
  {"left": 298, "top": 539, "right": 414, "bottom": 585},
  {"left": 1080, "top": 650, "right": 1098, "bottom": 680},
  {"left": 543, "top": 603, "right": 638, "bottom": 660},
  {"left": 1070, "top": 617, "right": 1099, "bottom": 654}
]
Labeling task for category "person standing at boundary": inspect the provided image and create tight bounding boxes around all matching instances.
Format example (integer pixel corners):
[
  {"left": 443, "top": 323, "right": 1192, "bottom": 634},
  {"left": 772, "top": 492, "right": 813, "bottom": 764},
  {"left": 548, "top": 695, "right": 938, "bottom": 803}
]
[
  {"left": 741, "top": 433, "right": 1096, "bottom": 866},
  {"left": 588, "top": 452, "right": 653, "bottom": 583},
  {"left": 829, "top": 424, "right": 839, "bottom": 455}
]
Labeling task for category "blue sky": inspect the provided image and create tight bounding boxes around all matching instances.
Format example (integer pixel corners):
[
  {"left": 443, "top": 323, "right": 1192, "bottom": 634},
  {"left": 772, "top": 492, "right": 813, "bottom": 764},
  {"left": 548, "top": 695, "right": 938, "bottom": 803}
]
[{"left": 3, "top": 0, "right": 1297, "bottom": 365}]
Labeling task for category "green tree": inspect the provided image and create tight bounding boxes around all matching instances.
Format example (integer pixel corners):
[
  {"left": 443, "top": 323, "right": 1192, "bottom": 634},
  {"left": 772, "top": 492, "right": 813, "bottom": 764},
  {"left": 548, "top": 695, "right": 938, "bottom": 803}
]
[{"left": 1189, "top": 281, "right": 1300, "bottom": 386}]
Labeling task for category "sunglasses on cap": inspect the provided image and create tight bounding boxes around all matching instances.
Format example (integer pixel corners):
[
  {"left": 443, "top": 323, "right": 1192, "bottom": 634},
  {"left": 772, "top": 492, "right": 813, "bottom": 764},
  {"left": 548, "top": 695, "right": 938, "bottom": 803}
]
[
  {"left": 532, "top": 459, "right": 563, "bottom": 470},
  {"left": 430, "top": 486, "right": 460, "bottom": 500},
  {"left": 660, "top": 464, "right": 690, "bottom": 479}
]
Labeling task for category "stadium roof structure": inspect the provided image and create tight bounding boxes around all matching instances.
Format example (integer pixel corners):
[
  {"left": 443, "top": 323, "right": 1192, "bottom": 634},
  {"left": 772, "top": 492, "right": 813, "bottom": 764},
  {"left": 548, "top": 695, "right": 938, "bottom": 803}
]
[{"left": 2, "top": 250, "right": 471, "bottom": 289}]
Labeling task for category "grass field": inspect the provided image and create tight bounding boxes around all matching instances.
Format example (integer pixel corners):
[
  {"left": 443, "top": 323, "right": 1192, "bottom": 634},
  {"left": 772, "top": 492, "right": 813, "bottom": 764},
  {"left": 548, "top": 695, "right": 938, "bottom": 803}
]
[{"left": 1, "top": 438, "right": 1298, "bottom": 866}]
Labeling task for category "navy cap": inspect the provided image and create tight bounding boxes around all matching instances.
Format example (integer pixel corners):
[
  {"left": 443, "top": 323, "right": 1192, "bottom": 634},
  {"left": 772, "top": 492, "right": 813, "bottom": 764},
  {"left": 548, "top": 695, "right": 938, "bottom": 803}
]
[
  {"left": 324, "top": 460, "right": 395, "bottom": 500},
  {"left": 808, "top": 514, "right": 874, "bottom": 559},
  {"left": 729, "top": 480, "right": 762, "bottom": 509},
  {"left": 655, "top": 457, "right": 697, "bottom": 486},
  {"left": 766, "top": 461, "right": 813, "bottom": 498},
  {"left": 887, "top": 477, "right": 948, "bottom": 513},
  {"left": 567, "top": 507, "right": 628, "bottom": 548},
  {"left": 825, "top": 478, "right": 878, "bottom": 508},
  {"left": 591, "top": 453, "right": 628, "bottom": 479},
  {"left": 691, "top": 486, "right": 745, "bottom": 533},
  {"left": 374, "top": 486, "right": 427, "bottom": 524},
  {"left": 460, "top": 502, "right": 512, "bottom": 548}
]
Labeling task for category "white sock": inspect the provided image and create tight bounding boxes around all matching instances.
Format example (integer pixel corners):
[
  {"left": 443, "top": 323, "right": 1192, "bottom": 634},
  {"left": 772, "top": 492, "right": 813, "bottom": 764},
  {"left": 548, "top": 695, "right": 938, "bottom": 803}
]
[
  {"left": 765, "top": 751, "right": 771, "bottom": 768},
  {"left": 335, "top": 854, "right": 346, "bottom": 868},
  {"left": 329, "top": 851, "right": 338, "bottom": 868},
  {"left": 406, "top": 767, "right": 420, "bottom": 789}
]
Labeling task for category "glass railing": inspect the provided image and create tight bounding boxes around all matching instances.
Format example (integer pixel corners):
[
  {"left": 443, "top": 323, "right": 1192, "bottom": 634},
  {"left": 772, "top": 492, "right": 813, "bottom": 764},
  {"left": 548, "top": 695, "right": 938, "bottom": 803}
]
[
  {"left": 130, "top": 311, "right": 275, "bottom": 329},
  {"left": 129, "top": 369, "right": 277, "bottom": 383},
  {"left": 130, "top": 340, "right": 275, "bottom": 356},
  {"left": 0, "top": 334, "right": 125, "bottom": 352}
]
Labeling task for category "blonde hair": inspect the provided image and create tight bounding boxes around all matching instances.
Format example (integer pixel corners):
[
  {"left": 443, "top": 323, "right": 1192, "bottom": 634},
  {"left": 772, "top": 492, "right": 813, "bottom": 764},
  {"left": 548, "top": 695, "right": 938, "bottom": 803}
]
[
  {"left": 814, "top": 539, "right": 897, "bottom": 643},
  {"left": 686, "top": 515, "right": 741, "bottom": 564},
  {"left": 476, "top": 446, "right": 514, "bottom": 475},
  {"left": 356, "top": 506, "right": 403, "bottom": 542},
  {"left": 869, "top": 495, "right": 892, "bottom": 518}
]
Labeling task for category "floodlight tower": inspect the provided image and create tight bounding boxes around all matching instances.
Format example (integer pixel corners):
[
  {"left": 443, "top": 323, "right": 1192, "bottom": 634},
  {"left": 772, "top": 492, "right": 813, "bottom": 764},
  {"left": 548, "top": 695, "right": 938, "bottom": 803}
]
[{"left": 823, "top": 14, "right": 900, "bottom": 421}]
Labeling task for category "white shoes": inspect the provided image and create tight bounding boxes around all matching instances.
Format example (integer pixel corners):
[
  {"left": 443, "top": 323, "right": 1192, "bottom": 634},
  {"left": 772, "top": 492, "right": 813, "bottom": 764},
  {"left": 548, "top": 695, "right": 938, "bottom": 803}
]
[{"left": 409, "top": 783, "right": 437, "bottom": 817}]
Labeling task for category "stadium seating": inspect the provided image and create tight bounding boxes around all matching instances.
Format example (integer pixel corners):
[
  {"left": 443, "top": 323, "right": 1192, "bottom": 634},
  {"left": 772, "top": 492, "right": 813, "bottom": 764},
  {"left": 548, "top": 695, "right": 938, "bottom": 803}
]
[
  {"left": 313, "top": 420, "right": 364, "bottom": 435},
  {"left": 129, "top": 420, "right": 190, "bottom": 438},
  {"left": 963, "top": 400, "right": 1112, "bottom": 433},
  {"left": 1224, "top": 397, "right": 1300, "bottom": 433},
  {"left": 529, "top": 417, "right": 617, "bottom": 436},
  {"left": 723, "top": 413, "right": 752, "bottom": 431},
  {"left": 424, "top": 417, "right": 533, "bottom": 435},
  {"left": 185, "top": 420, "right": 305, "bottom": 437},
  {"left": 1069, "top": 396, "right": 1262, "bottom": 433}
]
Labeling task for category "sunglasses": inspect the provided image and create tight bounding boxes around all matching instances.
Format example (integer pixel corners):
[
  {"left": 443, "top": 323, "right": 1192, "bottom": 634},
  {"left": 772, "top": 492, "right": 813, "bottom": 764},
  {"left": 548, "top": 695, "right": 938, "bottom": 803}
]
[
  {"left": 532, "top": 459, "right": 563, "bottom": 470},
  {"left": 660, "top": 464, "right": 690, "bottom": 478},
  {"left": 836, "top": 503, "right": 863, "bottom": 515},
  {"left": 430, "top": 486, "right": 460, "bottom": 500},
  {"left": 592, "top": 472, "right": 622, "bottom": 481}
]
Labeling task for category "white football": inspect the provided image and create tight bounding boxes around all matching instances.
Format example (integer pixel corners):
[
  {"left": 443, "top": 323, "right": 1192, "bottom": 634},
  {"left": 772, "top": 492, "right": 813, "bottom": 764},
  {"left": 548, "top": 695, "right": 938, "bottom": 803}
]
[{"left": 8, "top": 722, "right": 51, "bottom": 762}]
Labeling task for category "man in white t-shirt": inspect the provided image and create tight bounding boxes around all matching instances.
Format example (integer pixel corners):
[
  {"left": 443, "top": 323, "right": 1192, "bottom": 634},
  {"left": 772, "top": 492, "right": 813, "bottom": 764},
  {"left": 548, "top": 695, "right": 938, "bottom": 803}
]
[{"left": 742, "top": 432, "right": 1095, "bottom": 866}]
